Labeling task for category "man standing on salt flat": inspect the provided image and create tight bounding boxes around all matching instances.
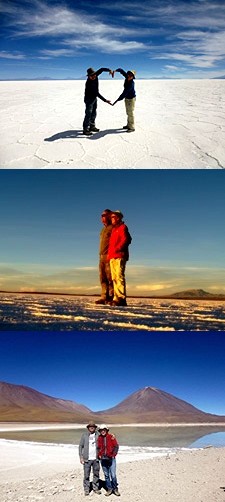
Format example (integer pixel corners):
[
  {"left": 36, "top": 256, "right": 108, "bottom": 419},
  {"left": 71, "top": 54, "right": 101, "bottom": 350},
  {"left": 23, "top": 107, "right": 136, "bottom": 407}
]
[
  {"left": 83, "top": 67, "right": 113, "bottom": 135},
  {"left": 112, "top": 68, "right": 136, "bottom": 132},
  {"left": 95, "top": 209, "right": 114, "bottom": 305}
]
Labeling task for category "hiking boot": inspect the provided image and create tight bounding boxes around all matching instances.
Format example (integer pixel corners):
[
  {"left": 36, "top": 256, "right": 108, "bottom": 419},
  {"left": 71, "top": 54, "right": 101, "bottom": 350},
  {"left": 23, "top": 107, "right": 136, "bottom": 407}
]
[
  {"left": 114, "top": 489, "right": 120, "bottom": 496},
  {"left": 119, "top": 298, "right": 127, "bottom": 306},
  {"left": 122, "top": 125, "right": 128, "bottom": 129},
  {"left": 111, "top": 299, "right": 127, "bottom": 307},
  {"left": 127, "top": 128, "right": 135, "bottom": 132},
  {"left": 95, "top": 298, "right": 106, "bottom": 305},
  {"left": 83, "top": 129, "right": 93, "bottom": 136},
  {"left": 111, "top": 300, "right": 120, "bottom": 306},
  {"left": 93, "top": 490, "right": 102, "bottom": 494},
  {"left": 105, "top": 490, "right": 113, "bottom": 496},
  {"left": 90, "top": 126, "right": 100, "bottom": 132},
  {"left": 84, "top": 492, "right": 89, "bottom": 496}
]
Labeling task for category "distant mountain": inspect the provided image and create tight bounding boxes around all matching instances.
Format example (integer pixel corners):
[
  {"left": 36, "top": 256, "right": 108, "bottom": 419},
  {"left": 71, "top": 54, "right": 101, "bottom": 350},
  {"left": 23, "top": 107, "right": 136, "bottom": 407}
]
[
  {"left": 213, "top": 76, "right": 225, "bottom": 79},
  {"left": 0, "top": 381, "right": 92, "bottom": 422},
  {"left": 169, "top": 289, "right": 225, "bottom": 299},
  {"left": 96, "top": 387, "right": 224, "bottom": 424},
  {"left": 1, "top": 382, "right": 224, "bottom": 424}
]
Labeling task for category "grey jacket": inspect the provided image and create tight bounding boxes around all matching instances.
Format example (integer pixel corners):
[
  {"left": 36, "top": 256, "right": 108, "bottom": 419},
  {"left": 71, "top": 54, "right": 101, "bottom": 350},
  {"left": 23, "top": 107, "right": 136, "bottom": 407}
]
[{"left": 79, "top": 430, "right": 99, "bottom": 462}]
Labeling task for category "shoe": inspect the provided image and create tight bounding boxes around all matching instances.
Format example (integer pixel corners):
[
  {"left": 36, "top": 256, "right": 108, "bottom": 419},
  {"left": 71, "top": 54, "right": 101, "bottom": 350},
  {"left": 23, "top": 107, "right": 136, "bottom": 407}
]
[
  {"left": 93, "top": 490, "right": 102, "bottom": 494},
  {"left": 127, "top": 128, "right": 135, "bottom": 132},
  {"left": 83, "top": 130, "right": 93, "bottom": 136},
  {"left": 119, "top": 298, "right": 127, "bottom": 306},
  {"left": 105, "top": 490, "right": 113, "bottom": 496},
  {"left": 122, "top": 125, "right": 128, "bottom": 129},
  {"left": 95, "top": 298, "right": 106, "bottom": 305},
  {"left": 84, "top": 493, "right": 89, "bottom": 496},
  {"left": 114, "top": 490, "right": 120, "bottom": 496},
  {"left": 90, "top": 126, "right": 100, "bottom": 132},
  {"left": 111, "top": 299, "right": 127, "bottom": 307}
]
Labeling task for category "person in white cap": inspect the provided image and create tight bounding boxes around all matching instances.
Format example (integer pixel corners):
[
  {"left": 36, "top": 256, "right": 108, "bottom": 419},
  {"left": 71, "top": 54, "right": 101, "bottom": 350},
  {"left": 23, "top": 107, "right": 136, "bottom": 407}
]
[
  {"left": 97, "top": 425, "right": 120, "bottom": 496},
  {"left": 107, "top": 210, "right": 132, "bottom": 306},
  {"left": 79, "top": 421, "right": 101, "bottom": 496},
  {"left": 111, "top": 68, "right": 136, "bottom": 132}
]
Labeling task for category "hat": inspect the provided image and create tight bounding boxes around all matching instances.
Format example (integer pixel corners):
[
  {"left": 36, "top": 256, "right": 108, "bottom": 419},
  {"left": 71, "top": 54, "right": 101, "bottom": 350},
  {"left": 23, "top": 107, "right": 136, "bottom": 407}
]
[
  {"left": 98, "top": 424, "right": 109, "bottom": 431},
  {"left": 87, "top": 421, "right": 98, "bottom": 428},
  {"left": 111, "top": 210, "right": 123, "bottom": 219},
  {"left": 87, "top": 67, "right": 96, "bottom": 76},
  {"left": 127, "top": 69, "right": 136, "bottom": 79},
  {"left": 101, "top": 208, "right": 112, "bottom": 216}
]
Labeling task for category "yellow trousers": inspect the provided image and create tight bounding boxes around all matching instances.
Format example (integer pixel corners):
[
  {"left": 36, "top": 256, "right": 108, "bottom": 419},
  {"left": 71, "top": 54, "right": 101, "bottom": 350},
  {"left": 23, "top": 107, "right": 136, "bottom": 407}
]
[
  {"left": 110, "top": 258, "right": 127, "bottom": 301},
  {"left": 125, "top": 98, "right": 136, "bottom": 130}
]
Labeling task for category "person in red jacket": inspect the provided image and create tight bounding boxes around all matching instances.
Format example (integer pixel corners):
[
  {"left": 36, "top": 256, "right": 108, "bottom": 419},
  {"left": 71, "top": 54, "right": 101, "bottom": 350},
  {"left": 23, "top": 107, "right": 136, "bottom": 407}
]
[
  {"left": 97, "top": 424, "right": 120, "bottom": 497},
  {"left": 107, "top": 210, "right": 132, "bottom": 306}
]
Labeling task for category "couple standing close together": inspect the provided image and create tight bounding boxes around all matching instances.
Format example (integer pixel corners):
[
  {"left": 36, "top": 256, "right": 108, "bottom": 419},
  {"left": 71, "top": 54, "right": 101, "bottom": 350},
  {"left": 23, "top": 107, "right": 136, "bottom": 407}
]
[
  {"left": 79, "top": 422, "right": 120, "bottom": 497},
  {"left": 83, "top": 67, "right": 136, "bottom": 135},
  {"left": 96, "top": 209, "right": 132, "bottom": 307}
]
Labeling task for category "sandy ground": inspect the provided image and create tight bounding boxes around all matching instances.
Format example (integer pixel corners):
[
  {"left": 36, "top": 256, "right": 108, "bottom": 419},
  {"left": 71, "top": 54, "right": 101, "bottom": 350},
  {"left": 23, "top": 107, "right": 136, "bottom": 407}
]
[
  {"left": 1, "top": 79, "right": 225, "bottom": 169},
  {"left": 1, "top": 440, "right": 225, "bottom": 502}
]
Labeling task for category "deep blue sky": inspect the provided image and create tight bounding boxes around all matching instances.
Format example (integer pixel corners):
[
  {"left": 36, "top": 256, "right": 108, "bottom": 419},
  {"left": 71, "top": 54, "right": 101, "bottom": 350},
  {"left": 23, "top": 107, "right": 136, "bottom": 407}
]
[
  {"left": 1, "top": 0, "right": 225, "bottom": 79},
  {"left": 1, "top": 169, "right": 225, "bottom": 296},
  {"left": 0, "top": 331, "right": 225, "bottom": 415}
]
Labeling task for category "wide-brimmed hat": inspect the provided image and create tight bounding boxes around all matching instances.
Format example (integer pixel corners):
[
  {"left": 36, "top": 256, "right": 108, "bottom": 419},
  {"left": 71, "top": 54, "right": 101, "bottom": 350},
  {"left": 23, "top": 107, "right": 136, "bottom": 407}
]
[
  {"left": 87, "top": 421, "right": 98, "bottom": 428},
  {"left": 98, "top": 423, "right": 109, "bottom": 431},
  {"left": 127, "top": 69, "right": 136, "bottom": 79},
  {"left": 111, "top": 210, "right": 123, "bottom": 219},
  {"left": 87, "top": 67, "right": 96, "bottom": 76}
]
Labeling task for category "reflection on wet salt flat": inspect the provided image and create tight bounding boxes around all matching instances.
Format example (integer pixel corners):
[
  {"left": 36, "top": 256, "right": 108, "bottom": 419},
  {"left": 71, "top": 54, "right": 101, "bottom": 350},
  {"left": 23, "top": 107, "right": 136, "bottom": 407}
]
[
  {"left": 1, "top": 426, "right": 225, "bottom": 449},
  {"left": 0, "top": 293, "right": 225, "bottom": 331}
]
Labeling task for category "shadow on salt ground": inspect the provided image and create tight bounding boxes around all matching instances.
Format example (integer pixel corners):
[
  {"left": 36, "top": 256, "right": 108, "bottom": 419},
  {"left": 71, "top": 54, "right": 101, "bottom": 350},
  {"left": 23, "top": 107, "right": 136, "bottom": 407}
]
[
  {"left": 89, "top": 128, "right": 126, "bottom": 139},
  {"left": 44, "top": 128, "right": 125, "bottom": 142},
  {"left": 44, "top": 130, "right": 84, "bottom": 141}
]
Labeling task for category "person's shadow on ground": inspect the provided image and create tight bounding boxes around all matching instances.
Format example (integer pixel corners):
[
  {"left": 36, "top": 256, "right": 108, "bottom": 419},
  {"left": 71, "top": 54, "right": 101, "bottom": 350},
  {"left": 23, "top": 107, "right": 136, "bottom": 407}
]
[
  {"left": 89, "top": 478, "right": 107, "bottom": 493},
  {"left": 44, "top": 129, "right": 125, "bottom": 142}
]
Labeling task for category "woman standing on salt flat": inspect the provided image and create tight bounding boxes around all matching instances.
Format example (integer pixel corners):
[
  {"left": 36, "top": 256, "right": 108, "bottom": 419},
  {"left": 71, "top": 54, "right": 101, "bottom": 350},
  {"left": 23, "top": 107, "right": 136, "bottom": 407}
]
[{"left": 112, "top": 68, "right": 136, "bottom": 132}]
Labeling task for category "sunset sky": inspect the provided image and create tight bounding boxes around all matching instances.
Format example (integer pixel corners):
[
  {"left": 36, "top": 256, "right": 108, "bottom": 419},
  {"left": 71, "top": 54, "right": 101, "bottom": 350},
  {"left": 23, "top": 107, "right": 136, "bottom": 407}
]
[
  {"left": 1, "top": 331, "right": 225, "bottom": 415},
  {"left": 1, "top": 0, "right": 225, "bottom": 79},
  {"left": 0, "top": 169, "right": 225, "bottom": 296}
]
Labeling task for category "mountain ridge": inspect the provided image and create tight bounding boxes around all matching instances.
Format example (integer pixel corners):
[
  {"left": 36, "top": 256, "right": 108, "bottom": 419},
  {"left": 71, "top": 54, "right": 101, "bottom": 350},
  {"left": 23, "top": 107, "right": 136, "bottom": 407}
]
[{"left": 0, "top": 381, "right": 224, "bottom": 424}]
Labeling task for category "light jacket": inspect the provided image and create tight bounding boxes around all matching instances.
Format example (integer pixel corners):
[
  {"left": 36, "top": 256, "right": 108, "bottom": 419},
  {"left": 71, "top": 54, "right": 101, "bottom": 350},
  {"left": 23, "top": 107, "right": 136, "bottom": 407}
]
[{"left": 79, "top": 430, "right": 99, "bottom": 462}]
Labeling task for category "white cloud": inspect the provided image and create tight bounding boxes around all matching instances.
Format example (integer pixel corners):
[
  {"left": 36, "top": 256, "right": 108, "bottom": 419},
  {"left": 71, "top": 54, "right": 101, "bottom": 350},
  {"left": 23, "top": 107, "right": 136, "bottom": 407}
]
[
  {"left": 1, "top": 0, "right": 148, "bottom": 56},
  {"left": 40, "top": 49, "right": 75, "bottom": 57},
  {"left": 0, "top": 51, "right": 25, "bottom": 59}
]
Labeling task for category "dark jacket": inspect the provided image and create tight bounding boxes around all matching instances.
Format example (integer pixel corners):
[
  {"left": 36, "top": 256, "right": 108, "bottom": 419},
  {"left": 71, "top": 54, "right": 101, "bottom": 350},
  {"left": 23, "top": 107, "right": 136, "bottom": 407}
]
[
  {"left": 115, "top": 68, "right": 136, "bottom": 101},
  {"left": 99, "top": 224, "right": 113, "bottom": 261},
  {"left": 97, "top": 433, "right": 119, "bottom": 459},
  {"left": 108, "top": 222, "right": 132, "bottom": 261},
  {"left": 84, "top": 68, "right": 111, "bottom": 104}
]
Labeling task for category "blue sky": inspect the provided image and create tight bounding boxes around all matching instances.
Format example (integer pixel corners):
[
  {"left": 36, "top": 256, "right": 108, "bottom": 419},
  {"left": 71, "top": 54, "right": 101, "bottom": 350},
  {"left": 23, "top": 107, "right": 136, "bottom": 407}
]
[
  {"left": 1, "top": 0, "right": 225, "bottom": 79},
  {"left": 0, "top": 169, "right": 225, "bottom": 297},
  {"left": 0, "top": 331, "right": 225, "bottom": 415}
]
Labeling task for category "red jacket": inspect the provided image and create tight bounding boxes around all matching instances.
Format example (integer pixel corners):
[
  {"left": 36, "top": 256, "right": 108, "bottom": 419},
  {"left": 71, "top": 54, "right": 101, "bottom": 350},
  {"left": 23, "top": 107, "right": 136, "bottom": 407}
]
[
  {"left": 108, "top": 222, "right": 132, "bottom": 261},
  {"left": 97, "top": 433, "right": 119, "bottom": 458}
]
